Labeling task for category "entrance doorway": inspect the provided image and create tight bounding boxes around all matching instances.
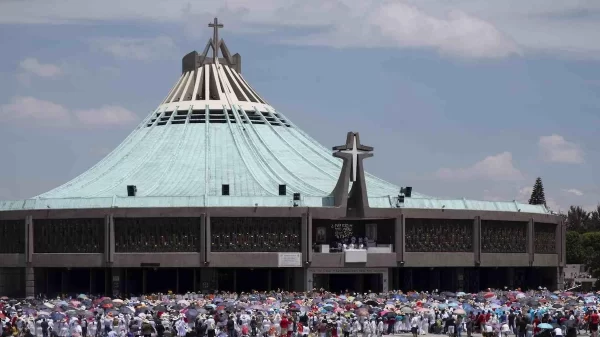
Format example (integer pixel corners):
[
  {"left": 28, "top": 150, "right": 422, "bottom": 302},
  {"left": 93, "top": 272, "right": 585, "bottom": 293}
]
[
  {"left": 315, "top": 274, "right": 382, "bottom": 293},
  {"left": 307, "top": 268, "right": 388, "bottom": 293},
  {"left": 214, "top": 268, "right": 295, "bottom": 291}
]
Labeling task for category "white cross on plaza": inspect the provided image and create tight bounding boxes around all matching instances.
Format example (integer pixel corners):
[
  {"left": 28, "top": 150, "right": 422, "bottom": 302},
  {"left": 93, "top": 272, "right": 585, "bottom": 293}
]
[{"left": 341, "top": 135, "right": 368, "bottom": 182}]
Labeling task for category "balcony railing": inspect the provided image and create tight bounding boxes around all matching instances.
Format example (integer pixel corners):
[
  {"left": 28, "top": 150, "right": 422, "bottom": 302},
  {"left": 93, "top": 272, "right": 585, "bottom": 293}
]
[{"left": 314, "top": 244, "right": 393, "bottom": 263}]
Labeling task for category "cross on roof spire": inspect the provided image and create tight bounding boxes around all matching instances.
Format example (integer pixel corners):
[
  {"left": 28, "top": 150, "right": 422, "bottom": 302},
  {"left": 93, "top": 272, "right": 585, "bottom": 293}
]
[
  {"left": 333, "top": 132, "right": 373, "bottom": 182},
  {"left": 208, "top": 17, "right": 224, "bottom": 61}
]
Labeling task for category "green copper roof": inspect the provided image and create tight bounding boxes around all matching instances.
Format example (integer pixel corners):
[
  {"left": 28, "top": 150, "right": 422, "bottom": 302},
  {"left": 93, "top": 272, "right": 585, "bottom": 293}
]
[
  {"left": 34, "top": 106, "right": 403, "bottom": 200},
  {"left": 0, "top": 60, "right": 548, "bottom": 214}
]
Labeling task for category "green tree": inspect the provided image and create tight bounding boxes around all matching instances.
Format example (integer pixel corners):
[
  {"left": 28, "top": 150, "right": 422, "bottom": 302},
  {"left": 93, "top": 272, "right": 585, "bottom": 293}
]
[
  {"left": 528, "top": 177, "right": 547, "bottom": 207},
  {"left": 567, "top": 205, "right": 590, "bottom": 232},
  {"left": 589, "top": 204, "right": 600, "bottom": 231},
  {"left": 566, "top": 231, "right": 585, "bottom": 264},
  {"left": 582, "top": 232, "right": 600, "bottom": 278}
]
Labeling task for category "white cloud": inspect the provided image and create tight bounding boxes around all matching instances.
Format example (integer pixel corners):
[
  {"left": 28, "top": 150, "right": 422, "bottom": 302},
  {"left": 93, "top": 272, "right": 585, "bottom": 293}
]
[
  {"left": 7, "top": 0, "right": 587, "bottom": 59},
  {"left": 17, "top": 58, "right": 62, "bottom": 85},
  {"left": 564, "top": 188, "right": 584, "bottom": 196},
  {"left": 90, "top": 36, "right": 177, "bottom": 61},
  {"left": 539, "top": 134, "right": 584, "bottom": 164},
  {"left": 436, "top": 152, "right": 524, "bottom": 181},
  {"left": 0, "top": 1, "right": 597, "bottom": 58},
  {"left": 0, "top": 96, "right": 71, "bottom": 126},
  {"left": 545, "top": 198, "right": 562, "bottom": 212},
  {"left": 517, "top": 186, "right": 533, "bottom": 202},
  {"left": 0, "top": 96, "right": 137, "bottom": 128},
  {"left": 75, "top": 105, "right": 138, "bottom": 126},
  {"left": 19, "top": 58, "right": 62, "bottom": 77},
  {"left": 288, "top": 3, "right": 520, "bottom": 58}
]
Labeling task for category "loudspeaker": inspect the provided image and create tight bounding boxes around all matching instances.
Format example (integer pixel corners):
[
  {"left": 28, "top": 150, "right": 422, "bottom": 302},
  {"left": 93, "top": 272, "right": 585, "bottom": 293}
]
[
  {"left": 404, "top": 186, "right": 412, "bottom": 198},
  {"left": 127, "top": 185, "right": 137, "bottom": 197},
  {"left": 397, "top": 195, "right": 405, "bottom": 203},
  {"left": 293, "top": 193, "right": 301, "bottom": 201}
]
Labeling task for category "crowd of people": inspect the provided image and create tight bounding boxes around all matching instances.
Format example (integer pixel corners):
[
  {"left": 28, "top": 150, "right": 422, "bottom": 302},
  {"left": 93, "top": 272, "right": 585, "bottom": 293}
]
[{"left": 1, "top": 289, "right": 598, "bottom": 337}]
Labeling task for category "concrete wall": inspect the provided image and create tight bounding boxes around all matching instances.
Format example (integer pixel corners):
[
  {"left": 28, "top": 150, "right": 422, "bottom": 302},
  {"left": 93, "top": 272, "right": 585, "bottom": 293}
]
[{"left": 0, "top": 206, "right": 564, "bottom": 294}]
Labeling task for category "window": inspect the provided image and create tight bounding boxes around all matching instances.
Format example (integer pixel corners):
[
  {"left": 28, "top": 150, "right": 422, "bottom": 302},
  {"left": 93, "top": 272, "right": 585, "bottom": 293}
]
[
  {"left": 279, "top": 184, "right": 286, "bottom": 196},
  {"left": 222, "top": 184, "right": 230, "bottom": 196}
]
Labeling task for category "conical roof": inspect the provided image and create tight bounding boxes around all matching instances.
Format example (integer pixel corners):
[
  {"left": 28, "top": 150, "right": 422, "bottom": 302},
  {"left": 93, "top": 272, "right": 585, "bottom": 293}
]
[
  {"left": 0, "top": 19, "right": 548, "bottom": 214},
  {"left": 36, "top": 21, "right": 403, "bottom": 205}
]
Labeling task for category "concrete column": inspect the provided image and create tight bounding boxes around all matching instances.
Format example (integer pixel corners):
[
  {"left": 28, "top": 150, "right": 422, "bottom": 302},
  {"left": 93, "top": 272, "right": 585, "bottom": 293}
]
[
  {"left": 307, "top": 212, "right": 312, "bottom": 263},
  {"left": 111, "top": 268, "right": 121, "bottom": 297},
  {"left": 561, "top": 221, "right": 567, "bottom": 267},
  {"left": 107, "top": 214, "right": 115, "bottom": 264},
  {"left": 25, "top": 267, "right": 34, "bottom": 298},
  {"left": 557, "top": 267, "right": 565, "bottom": 290},
  {"left": 25, "top": 216, "right": 34, "bottom": 297},
  {"left": 301, "top": 213, "right": 308, "bottom": 264},
  {"left": 528, "top": 219, "right": 534, "bottom": 266},
  {"left": 104, "top": 215, "right": 113, "bottom": 264},
  {"left": 457, "top": 268, "right": 464, "bottom": 291},
  {"left": 205, "top": 213, "right": 211, "bottom": 264},
  {"left": 25, "top": 216, "right": 33, "bottom": 263},
  {"left": 395, "top": 215, "right": 404, "bottom": 263},
  {"left": 555, "top": 222, "right": 562, "bottom": 263},
  {"left": 200, "top": 214, "right": 206, "bottom": 264},
  {"left": 473, "top": 216, "right": 481, "bottom": 266}
]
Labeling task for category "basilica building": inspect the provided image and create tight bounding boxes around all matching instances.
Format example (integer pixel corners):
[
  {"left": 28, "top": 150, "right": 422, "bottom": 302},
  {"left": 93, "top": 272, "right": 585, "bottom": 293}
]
[{"left": 0, "top": 19, "right": 564, "bottom": 297}]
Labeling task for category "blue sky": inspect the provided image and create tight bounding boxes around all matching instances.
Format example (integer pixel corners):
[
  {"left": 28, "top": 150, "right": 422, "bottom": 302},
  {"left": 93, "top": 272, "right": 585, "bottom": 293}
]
[{"left": 0, "top": 0, "right": 598, "bottom": 213}]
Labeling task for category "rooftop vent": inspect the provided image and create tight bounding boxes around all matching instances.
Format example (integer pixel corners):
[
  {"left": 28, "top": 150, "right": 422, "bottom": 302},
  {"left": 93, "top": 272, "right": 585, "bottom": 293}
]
[
  {"left": 127, "top": 185, "right": 137, "bottom": 197},
  {"left": 222, "top": 184, "right": 230, "bottom": 196},
  {"left": 401, "top": 186, "right": 412, "bottom": 198},
  {"left": 279, "top": 184, "right": 287, "bottom": 196},
  {"left": 293, "top": 193, "right": 301, "bottom": 201},
  {"left": 396, "top": 195, "right": 405, "bottom": 206}
]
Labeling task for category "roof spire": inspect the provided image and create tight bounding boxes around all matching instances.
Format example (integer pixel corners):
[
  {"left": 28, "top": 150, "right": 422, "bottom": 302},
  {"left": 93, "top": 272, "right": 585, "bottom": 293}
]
[{"left": 208, "top": 17, "right": 224, "bottom": 61}]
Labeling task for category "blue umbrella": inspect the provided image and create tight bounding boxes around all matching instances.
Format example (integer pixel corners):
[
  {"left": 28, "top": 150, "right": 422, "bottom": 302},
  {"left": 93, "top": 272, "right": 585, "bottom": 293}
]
[{"left": 537, "top": 323, "right": 553, "bottom": 330}]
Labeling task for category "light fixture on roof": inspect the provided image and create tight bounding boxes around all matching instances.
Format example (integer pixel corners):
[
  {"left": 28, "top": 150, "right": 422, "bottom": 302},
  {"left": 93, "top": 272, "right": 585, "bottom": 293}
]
[
  {"left": 396, "top": 195, "right": 404, "bottom": 207},
  {"left": 396, "top": 186, "right": 412, "bottom": 207},
  {"left": 400, "top": 187, "right": 412, "bottom": 198},
  {"left": 127, "top": 185, "right": 137, "bottom": 197}
]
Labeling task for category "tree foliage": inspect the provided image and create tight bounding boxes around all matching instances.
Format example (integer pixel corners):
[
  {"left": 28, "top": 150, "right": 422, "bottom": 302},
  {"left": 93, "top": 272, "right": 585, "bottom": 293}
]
[
  {"left": 566, "top": 231, "right": 585, "bottom": 264},
  {"left": 565, "top": 205, "right": 600, "bottom": 284},
  {"left": 529, "top": 177, "right": 547, "bottom": 207},
  {"left": 590, "top": 205, "right": 600, "bottom": 231},
  {"left": 567, "top": 205, "right": 591, "bottom": 232},
  {"left": 582, "top": 232, "right": 600, "bottom": 279}
]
